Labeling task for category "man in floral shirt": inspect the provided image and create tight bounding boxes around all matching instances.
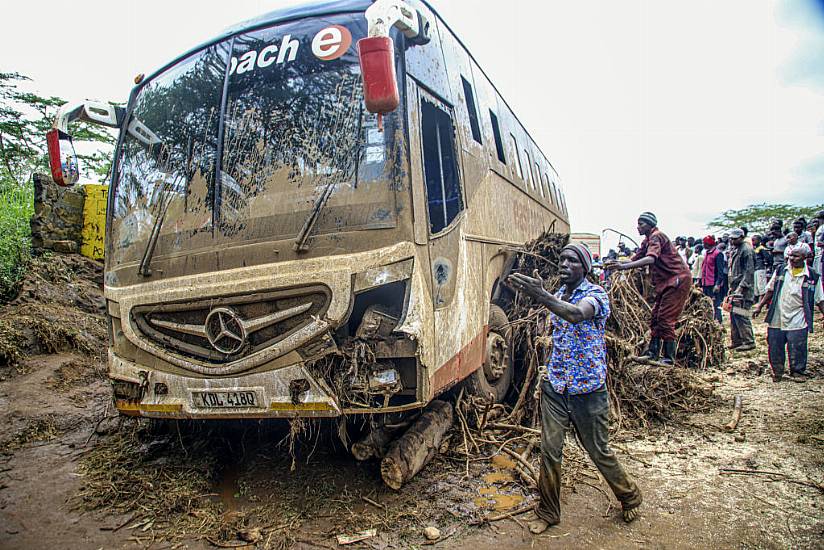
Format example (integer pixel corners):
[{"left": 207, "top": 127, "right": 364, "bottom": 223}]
[{"left": 508, "top": 243, "right": 642, "bottom": 533}]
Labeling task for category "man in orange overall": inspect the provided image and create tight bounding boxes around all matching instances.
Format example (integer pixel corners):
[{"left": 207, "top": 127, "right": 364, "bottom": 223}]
[{"left": 605, "top": 212, "right": 692, "bottom": 365}]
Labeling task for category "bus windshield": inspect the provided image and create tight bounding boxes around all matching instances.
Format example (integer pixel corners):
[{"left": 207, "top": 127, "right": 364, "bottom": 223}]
[{"left": 109, "top": 14, "right": 403, "bottom": 269}]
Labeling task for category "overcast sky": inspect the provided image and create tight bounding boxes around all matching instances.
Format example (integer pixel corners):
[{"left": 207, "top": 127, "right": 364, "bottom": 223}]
[{"left": 4, "top": 0, "right": 822, "bottom": 251}]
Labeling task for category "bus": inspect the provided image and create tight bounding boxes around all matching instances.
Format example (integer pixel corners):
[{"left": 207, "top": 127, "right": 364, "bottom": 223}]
[{"left": 48, "top": 0, "right": 569, "bottom": 421}]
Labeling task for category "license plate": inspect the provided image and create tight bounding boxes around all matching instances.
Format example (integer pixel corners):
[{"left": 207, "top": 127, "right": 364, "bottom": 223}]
[{"left": 192, "top": 390, "right": 260, "bottom": 409}]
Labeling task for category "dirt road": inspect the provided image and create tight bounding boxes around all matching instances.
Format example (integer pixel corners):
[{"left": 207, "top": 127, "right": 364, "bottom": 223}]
[{"left": 1, "top": 256, "right": 823, "bottom": 549}]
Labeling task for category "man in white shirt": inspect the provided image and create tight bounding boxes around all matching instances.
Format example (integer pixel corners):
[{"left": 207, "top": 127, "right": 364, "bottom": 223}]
[
  {"left": 690, "top": 243, "right": 704, "bottom": 285},
  {"left": 676, "top": 237, "right": 689, "bottom": 265},
  {"left": 754, "top": 244, "right": 824, "bottom": 382}
]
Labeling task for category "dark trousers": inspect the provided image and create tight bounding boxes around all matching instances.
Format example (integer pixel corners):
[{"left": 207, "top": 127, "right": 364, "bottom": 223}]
[
  {"left": 651, "top": 277, "right": 692, "bottom": 340},
  {"left": 703, "top": 285, "right": 724, "bottom": 323},
  {"left": 767, "top": 327, "right": 808, "bottom": 376},
  {"left": 536, "top": 383, "right": 642, "bottom": 524},
  {"left": 730, "top": 299, "right": 755, "bottom": 347},
  {"left": 773, "top": 256, "right": 785, "bottom": 276}
]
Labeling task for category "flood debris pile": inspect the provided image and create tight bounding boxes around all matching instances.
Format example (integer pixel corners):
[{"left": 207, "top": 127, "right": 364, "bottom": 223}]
[
  {"left": 503, "top": 231, "right": 720, "bottom": 430},
  {"left": 0, "top": 253, "right": 106, "bottom": 367},
  {"left": 446, "top": 232, "right": 722, "bottom": 521},
  {"left": 78, "top": 418, "right": 460, "bottom": 549},
  {"left": 0, "top": 415, "right": 61, "bottom": 455},
  {"left": 305, "top": 338, "right": 387, "bottom": 410},
  {"left": 78, "top": 420, "right": 292, "bottom": 548}
]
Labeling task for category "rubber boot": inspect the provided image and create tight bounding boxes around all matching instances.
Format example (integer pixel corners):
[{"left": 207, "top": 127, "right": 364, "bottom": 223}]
[
  {"left": 634, "top": 337, "right": 661, "bottom": 363},
  {"left": 660, "top": 340, "right": 676, "bottom": 366}
]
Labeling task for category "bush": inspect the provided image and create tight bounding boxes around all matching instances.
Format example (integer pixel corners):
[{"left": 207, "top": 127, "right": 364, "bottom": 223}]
[{"left": 0, "top": 182, "right": 34, "bottom": 298}]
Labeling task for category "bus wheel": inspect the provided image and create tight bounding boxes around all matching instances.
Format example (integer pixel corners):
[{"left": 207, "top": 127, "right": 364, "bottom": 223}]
[{"left": 465, "top": 305, "right": 513, "bottom": 403}]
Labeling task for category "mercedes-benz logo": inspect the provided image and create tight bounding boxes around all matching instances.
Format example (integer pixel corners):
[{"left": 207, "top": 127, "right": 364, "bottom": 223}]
[{"left": 205, "top": 308, "right": 247, "bottom": 355}]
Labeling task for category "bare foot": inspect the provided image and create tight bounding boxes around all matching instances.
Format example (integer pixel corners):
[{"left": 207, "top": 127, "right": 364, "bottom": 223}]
[
  {"left": 622, "top": 506, "right": 640, "bottom": 523},
  {"left": 528, "top": 518, "right": 551, "bottom": 534}
]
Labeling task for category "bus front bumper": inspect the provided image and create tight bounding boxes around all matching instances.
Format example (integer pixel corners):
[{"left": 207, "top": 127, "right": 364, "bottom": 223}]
[
  {"left": 109, "top": 352, "right": 425, "bottom": 418},
  {"left": 110, "top": 351, "right": 341, "bottom": 419}
]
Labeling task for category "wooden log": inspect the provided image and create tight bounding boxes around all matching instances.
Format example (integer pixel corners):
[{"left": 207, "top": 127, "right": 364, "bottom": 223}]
[
  {"left": 380, "top": 400, "right": 454, "bottom": 489},
  {"left": 724, "top": 395, "right": 743, "bottom": 432},
  {"left": 351, "top": 424, "right": 400, "bottom": 461}
]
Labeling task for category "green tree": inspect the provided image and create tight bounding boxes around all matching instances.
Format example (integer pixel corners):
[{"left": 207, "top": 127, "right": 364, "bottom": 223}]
[
  {"left": 0, "top": 71, "right": 116, "bottom": 190},
  {"left": 708, "top": 203, "right": 824, "bottom": 234},
  {"left": 0, "top": 72, "right": 119, "bottom": 296}
]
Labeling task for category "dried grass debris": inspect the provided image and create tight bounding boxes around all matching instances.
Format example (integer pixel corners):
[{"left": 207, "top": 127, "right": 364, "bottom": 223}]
[
  {"left": 0, "top": 415, "right": 61, "bottom": 455},
  {"left": 450, "top": 231, "right": 723, "bottom": 514},
  {"left": 504, "top": 231, "right": 721, "bottom": 430},
  {"left": 0, "top": 253, "right": 105, "bottom": 367}
]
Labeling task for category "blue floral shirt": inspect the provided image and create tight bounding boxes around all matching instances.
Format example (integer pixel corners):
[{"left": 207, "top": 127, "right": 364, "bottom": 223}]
[{"left": 544, "top": 279, "right": 610, "bottom": 395}]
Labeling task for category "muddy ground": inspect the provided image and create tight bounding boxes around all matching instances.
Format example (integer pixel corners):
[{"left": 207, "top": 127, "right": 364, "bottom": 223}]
[{"left": 1, "top": 255, "right": 823, "bottom": 549}]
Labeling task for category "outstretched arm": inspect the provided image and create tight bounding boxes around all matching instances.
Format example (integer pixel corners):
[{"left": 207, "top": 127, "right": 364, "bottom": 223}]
[
  {"left": 506, "top": 271, "right": 596, "bottom": 324},
  {"left": 605, "top": 255, "right": 655, "bottom": 271}
]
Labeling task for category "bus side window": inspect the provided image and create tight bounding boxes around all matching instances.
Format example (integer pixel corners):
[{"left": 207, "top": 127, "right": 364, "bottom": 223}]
[
  {"left": 489, "top": 110, "right": 506, "bottom": 164},
  {"left": 523, "top": 149, "right": 534, "bottom": 190},
  {"left": 461, "top": 77, "right": 482, "bottom": 145},
  {"left": 510, "top": 134, "right": 523, "bottom": 180},
  {"left": 421, "top": 98, "right": 464, "bottom": 234},
  {"left": 535, "top": 170, "right": 546, "bottom": 198}
]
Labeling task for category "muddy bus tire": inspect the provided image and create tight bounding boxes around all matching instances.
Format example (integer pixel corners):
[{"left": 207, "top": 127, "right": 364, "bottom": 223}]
[{"left": 464, "top": 304, "right": 513, "bottom": 403}]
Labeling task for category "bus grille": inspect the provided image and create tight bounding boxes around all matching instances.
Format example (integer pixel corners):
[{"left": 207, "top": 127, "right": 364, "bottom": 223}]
[{"left": 131, "top": 286, "right": 330, "bottom": 365}]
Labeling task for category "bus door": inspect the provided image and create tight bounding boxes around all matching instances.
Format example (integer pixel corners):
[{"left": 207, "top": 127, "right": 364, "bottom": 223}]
[{"left": 408, "top": 82, "right": 466, "bottom": 309}]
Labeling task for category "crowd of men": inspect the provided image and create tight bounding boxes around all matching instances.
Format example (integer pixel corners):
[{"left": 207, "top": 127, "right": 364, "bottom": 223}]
[{"left": 598, "top": 209, "right": 824, "bottom": 380}]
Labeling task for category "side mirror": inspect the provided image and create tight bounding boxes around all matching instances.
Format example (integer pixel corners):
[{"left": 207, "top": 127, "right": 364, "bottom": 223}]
[
  {"left": 357, "top": 36, "right": 400, "bottom": 114},
  {"left": 46, "top": 128, "right": 80, "bottom": 186}
]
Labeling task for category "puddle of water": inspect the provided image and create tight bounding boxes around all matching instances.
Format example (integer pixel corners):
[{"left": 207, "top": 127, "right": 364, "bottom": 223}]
[
  {"left": 215, "top": 463, "right": 241, "bottom": 511},
  {"left": 473, "top": 492, "right": 525, "bottom": 511},
  {"left": 490, "top": 454, "right": 517, "bottom": 469},
  {"left": 474, "top": 450, "right": 525, "bottom": 511},
  {"left": 482, "top": 470, "right": 515, "bottom": 484}
]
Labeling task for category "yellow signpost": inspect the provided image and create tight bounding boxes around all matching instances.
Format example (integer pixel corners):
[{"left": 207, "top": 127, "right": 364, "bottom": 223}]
[{"left": 80, "top": 184, "right": 107, "bottom": 260}]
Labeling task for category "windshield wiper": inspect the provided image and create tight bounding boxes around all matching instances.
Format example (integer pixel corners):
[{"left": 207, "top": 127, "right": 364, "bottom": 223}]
[
  {"left": 293, "top": 177, "right": 340, "bottom": 253},
  {"left": 294, "top": 104, "right": 364, "bottom": 253},
  {"left": 137, "top": 184, "right": 175, "bottom": 277}
]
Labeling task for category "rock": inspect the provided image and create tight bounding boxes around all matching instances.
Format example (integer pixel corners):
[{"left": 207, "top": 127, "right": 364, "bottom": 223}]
[
  {"left": 53, "top": 240, "right": 78, "bottom": 253},
  {"left": 734, "top": 434, "right": 745, "bottom": 442},
  {"left": 30, "top": 173, "right": 85, "bottom": 254},
  {"left": 423, "top": 526, "right": 441, "bottom": 540},
  {"left": 238, "top": 527, "right": 261, "bottom": 543},
  {"left": 94, "top": 416, "right": 120, "bottom": 435}
]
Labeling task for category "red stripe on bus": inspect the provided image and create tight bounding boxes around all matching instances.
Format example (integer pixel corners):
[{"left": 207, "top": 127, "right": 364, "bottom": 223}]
[{"left": 431, "top": 325, "right": 489, "bottom": 396}]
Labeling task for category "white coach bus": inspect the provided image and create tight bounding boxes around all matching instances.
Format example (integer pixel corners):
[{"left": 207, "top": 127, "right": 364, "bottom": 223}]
[{"left": 47, "top": 0, "right": 569, "bottom": 420}]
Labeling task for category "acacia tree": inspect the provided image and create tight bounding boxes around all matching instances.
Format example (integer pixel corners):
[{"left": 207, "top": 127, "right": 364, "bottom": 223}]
[
  {"left": 0, "top": 71, "right": 116, "bottom": 190},
  {"left": 708, "top": 203, "right": 824, "bottom": 234}
]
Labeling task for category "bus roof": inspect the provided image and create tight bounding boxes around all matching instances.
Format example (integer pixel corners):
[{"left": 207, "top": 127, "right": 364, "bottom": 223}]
[
  {"left": 135, "top": 0, "right": 561, "bottom": 183},
  {"left": 138, "top": 0, "right": 372, "bottom": 88},
  {"left": 223, "top": 0, "right": 373, "bottom": 37}
]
